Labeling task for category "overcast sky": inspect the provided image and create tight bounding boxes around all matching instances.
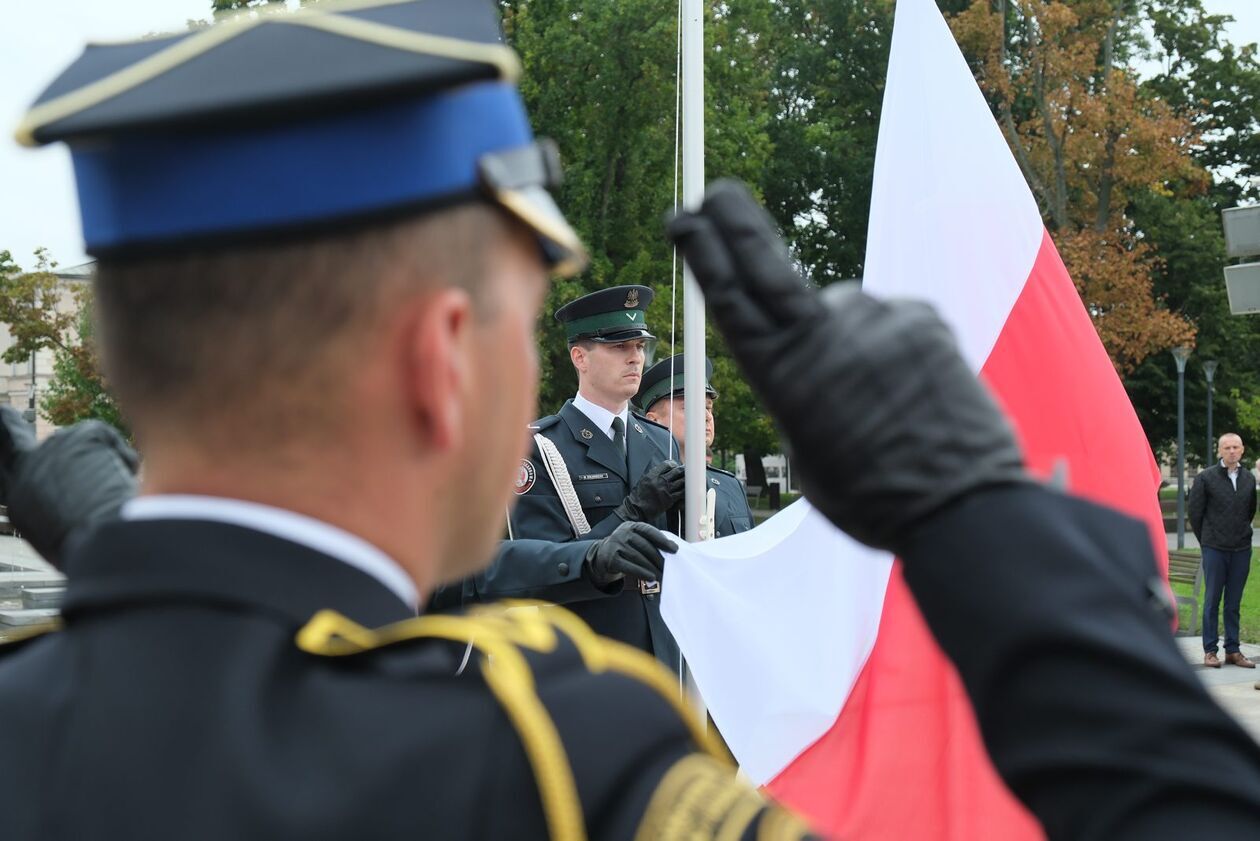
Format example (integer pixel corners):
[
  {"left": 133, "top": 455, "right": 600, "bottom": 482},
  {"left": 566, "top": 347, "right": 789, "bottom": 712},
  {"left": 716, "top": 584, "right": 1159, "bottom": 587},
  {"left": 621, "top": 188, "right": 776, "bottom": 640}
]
[{"left": 2, "top": 0, "right": 1259, "bottom": 272}]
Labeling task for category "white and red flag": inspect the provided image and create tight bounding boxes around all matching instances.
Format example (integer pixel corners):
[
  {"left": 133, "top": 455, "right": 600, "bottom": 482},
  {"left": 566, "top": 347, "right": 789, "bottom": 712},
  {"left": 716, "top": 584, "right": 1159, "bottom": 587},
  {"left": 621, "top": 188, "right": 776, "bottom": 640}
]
[{"left": 661, "top": 0, "right": 1168, "bottom": 837}]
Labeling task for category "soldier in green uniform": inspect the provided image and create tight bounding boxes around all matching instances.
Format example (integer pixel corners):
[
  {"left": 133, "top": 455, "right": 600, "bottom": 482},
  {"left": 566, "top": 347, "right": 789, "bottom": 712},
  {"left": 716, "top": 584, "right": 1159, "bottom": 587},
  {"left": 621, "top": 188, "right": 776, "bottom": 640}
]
[
  {"left": 435, "top": 285, "right": 690, "bottom": 671},
  {"left": 634, "top": 354, "right": 755, "bottom": 539}
]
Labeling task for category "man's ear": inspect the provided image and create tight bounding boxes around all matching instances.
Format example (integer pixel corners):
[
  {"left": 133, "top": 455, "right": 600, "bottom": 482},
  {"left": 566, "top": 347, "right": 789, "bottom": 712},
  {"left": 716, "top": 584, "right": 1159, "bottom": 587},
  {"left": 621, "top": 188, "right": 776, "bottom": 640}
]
[
  {"left": 405, "top": 287, "right": 474, "bottom": 453},
  {"left": 570, "top": 343, "right": 586, "bottom": 374}
]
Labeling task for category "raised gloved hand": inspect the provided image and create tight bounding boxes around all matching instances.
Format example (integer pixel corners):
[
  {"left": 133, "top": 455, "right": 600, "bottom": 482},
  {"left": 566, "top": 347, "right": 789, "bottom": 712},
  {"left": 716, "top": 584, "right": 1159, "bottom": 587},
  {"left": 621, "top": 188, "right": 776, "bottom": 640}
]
[
  {"left": 666, "top": 180, "right": 1025, "bottom": 553},
  {"left": 585, "top": 521, "right": 678, "bottom": 587},
  {"left": 614, "top": 459, "right": 685, "bottom": 523},
  {"left": 0, "top": 407, "right": 139, "bottom": 568}
]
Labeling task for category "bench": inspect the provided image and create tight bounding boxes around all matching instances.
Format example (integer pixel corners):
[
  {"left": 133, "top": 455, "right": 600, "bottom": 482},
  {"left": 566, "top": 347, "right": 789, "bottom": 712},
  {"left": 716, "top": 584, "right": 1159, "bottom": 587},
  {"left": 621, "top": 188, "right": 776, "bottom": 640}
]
[
  {"left": 1168, "top": 549, "right": 1203, "bottom": 636},
  {"left": 745, "top": 485, "right": 763, "bottom": 509},
  {"left": 0, "top": 505, "right": 15, "bottom": 537}
]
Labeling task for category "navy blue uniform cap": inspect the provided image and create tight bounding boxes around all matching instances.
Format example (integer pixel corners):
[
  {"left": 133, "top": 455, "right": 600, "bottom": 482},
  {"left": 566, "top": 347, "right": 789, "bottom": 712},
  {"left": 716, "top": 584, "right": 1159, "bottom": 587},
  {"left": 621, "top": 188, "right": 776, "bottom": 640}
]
[{"left": 17, "top": 0, "right": 586, "bottom": 275}]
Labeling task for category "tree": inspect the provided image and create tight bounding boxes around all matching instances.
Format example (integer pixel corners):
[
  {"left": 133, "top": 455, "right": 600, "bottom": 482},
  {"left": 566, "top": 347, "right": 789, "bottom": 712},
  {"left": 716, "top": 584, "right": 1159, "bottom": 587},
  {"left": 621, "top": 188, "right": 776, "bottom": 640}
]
[
  {"left": 762, "top": 0, "right": 894, "bottom": 284},
  {"left": 0, "top": 250, "right": 125, "bottom": 435},
  {"left": 949, "top": 0, "right": 1199, "bottom": 373},
  {"left": 1123, "top": 0, "right": 1260, "bottom": 457},
  {"left": 504, "top": 0, "right": 775, "bottom": 442}
]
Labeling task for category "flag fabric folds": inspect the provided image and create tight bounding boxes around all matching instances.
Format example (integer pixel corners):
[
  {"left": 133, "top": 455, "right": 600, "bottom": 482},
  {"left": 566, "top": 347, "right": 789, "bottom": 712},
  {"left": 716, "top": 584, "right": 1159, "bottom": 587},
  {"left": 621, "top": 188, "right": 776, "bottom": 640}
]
[{"left": 661, "top": 0, "right": 1167, "bottom": 837}]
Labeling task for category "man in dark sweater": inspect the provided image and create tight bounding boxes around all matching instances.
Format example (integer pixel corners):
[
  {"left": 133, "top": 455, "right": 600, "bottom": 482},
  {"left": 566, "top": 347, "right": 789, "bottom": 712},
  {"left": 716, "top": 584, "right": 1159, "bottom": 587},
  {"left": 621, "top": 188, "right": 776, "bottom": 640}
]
[{"left": 1189, "top": 432, "right": 1257, "bottom": 668}]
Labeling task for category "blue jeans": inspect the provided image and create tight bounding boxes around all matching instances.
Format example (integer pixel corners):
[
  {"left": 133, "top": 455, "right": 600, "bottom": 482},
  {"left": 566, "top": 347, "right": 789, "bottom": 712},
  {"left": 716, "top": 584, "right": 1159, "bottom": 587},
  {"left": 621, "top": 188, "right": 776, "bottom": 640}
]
[{"left": 1202, "top": 546, "right": 1252, "bottom": 654}]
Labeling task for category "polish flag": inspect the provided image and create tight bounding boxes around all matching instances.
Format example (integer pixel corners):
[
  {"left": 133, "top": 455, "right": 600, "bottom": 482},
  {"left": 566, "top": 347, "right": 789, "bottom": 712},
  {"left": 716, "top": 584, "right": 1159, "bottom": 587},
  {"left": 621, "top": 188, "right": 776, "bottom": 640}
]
[{"left": 661, "top": 0, "right": 1167, "bottom": 837}]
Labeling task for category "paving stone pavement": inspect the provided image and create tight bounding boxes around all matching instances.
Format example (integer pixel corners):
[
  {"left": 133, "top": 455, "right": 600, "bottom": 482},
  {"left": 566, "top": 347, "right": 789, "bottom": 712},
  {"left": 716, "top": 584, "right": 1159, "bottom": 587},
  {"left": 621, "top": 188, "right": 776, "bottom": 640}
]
[{"left": 1176, "top": 635, "right": 1260, "bottom": 744}]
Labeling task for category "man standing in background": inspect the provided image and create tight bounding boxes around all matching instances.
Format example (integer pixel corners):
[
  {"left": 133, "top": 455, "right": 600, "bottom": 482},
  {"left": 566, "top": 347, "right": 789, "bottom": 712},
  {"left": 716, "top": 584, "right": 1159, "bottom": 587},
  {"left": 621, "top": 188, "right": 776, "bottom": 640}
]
[
  {"left": 635, "top": 354, "right": 754, "bottom": 538},
  {"left": 1190, "top": 432, "right": 1257, "bottom": 668}
]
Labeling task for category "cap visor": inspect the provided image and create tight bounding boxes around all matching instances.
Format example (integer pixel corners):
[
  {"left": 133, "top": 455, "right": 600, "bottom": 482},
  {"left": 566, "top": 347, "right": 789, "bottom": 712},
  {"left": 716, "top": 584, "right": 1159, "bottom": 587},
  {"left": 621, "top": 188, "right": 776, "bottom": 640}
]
[{"left": 494, "top": 184, "right": 588, "bottom": 277}]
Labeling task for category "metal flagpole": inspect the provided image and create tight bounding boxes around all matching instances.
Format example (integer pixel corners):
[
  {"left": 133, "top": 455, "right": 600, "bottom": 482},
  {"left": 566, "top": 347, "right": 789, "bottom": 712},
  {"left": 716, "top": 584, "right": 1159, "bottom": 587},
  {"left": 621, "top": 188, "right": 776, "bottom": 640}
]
[{"left": 680, "top": 0, "right": 707, "bottom": 721}]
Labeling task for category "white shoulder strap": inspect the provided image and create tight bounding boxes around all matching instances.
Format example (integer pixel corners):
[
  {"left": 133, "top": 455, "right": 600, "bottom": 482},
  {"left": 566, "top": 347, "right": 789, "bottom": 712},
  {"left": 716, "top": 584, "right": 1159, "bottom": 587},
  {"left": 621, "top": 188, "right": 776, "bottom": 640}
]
[{"left": 534, "top": 433, "right": 592, "bottom": 537}]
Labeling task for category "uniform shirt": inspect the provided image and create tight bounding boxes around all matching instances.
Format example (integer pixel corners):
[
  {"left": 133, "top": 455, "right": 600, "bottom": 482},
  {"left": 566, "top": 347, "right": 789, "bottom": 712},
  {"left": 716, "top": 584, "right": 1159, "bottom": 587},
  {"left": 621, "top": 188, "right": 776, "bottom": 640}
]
[
  {"left": 572, "top": 392, "right": 631, "bottom": 441},
  {"left": 122, "top": 495, "right": 419, "bottom": 611}
]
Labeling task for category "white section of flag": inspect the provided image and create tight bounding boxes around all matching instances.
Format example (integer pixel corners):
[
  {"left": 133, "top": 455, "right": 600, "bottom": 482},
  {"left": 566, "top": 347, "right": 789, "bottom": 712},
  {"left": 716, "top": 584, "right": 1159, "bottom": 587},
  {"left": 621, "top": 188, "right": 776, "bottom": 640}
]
[
  {"left": 660, "top": 501, "right": 893, "bottom": 784},
  {"left": 863, "top": 0, "right": 1043, "bottom": 372}
]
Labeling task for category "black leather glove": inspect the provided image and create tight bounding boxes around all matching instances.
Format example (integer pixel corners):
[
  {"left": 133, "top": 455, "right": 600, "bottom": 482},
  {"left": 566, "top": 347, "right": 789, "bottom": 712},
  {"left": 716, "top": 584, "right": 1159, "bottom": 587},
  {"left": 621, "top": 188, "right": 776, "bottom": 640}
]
[
  {"left": 666, "top": 179, "right": 1025, "bottom": 553},
  {"left": 585, "top": 521, "right": 678, "bottom": 587},
  {"left": 0, "top": 407, "right": 139, "bottom": 568},
  {"left": 614, "top": 459, "right": 685, "bottom": 523}
]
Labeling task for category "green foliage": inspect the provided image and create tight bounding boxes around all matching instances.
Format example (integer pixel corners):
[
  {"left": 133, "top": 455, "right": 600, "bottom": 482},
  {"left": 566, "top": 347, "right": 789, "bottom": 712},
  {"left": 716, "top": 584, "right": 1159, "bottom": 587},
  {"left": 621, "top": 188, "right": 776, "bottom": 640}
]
[
  {"left": 506, "top": 0, "right": 777, "bottom": 459},
  {"left": 41, "top": 301, "right": 128, "bottom": 436},
  {"left": 0, "top": 250, "right": 126, "bottom": 436},
  {"left": 0, "top": 248, "right": 77, "bottom": 366},
  {"left": 763, "top": 1, "right": 893, "bottom": 282},
  {"left": 1125, "top": 0, "right": 1260, "bottom": 458}
]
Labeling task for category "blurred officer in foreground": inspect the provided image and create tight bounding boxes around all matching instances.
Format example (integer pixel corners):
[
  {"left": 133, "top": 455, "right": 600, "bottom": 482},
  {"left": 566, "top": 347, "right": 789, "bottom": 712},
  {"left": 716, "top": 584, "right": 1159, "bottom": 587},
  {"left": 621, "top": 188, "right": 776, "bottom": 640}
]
[
  {"left": 0, "top": 2, "right": 814, "bottom": 839},
  {"left": 634, "top": 354, "right": 754, "bottom": 538},
  {"left": 6, "top": 11, "right": 1260, "bottom": 841},
  {"left": 434, "top": 286, "right": 686, "bottom": 670}
]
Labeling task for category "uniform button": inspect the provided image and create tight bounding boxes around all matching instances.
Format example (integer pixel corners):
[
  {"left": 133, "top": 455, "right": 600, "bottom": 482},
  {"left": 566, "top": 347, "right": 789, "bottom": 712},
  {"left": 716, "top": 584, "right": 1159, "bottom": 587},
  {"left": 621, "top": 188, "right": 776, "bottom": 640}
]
[
  {"left": 558, "top": 562, "right": 570, "bottom": 575},
  {"left": 594, "top": 495, "right": 602, "bottom": 503}
]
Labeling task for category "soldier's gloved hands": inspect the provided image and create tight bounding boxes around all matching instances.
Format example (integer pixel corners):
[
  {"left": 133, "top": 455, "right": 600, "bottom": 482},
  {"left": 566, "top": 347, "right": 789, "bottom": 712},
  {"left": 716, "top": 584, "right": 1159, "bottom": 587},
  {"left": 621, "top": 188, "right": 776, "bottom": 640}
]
[
  {"left": 585, "top": 521, "right": 678, "bottom": 587},
  {"left": 666, "top": 180, "right": 1025, "bottom": 554},
  {"left": 0, "top": 407, "right": 139, "bottom": 568},
  {"left": 614, "top": 459, "right": 685, "bottom": 523}
]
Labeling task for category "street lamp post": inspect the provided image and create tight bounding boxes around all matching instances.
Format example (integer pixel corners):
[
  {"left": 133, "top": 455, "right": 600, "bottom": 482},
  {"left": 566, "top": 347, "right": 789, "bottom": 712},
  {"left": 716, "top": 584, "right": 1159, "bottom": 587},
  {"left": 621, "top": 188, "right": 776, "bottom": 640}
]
[
  {"left": 1204, "top": 360, "right": 1219, "bottom": 467},
  {"left": 1172, "top": 347, "right": 1192, "bottom": 549}
]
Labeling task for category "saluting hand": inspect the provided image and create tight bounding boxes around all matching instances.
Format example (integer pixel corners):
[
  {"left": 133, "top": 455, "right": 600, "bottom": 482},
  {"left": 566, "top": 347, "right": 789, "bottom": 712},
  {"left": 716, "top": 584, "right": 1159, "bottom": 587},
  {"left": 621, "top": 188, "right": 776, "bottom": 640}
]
[{"left": 0, "top": 407, "right": 139, "bottom": 569}]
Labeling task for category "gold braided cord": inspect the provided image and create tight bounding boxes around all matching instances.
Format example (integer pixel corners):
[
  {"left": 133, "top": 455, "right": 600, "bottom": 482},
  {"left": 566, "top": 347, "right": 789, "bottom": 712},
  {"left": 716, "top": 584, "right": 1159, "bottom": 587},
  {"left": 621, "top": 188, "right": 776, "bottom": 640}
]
[
  {"left": 295, "top": 609, "right": 585, "bottom": 841},
  {"left": 16, "top": 19, "right": 258, "bottom": 146},
  {"left": 536, "top": 602, "right": 729, "bottom": 761},
  {"left": 633, "top": 753, "right": 766, "bottom": 841},
  {"left": 755, "top": 806, "right": 816, "bottom": 841},
  {"left": 0, "top": 617, "right": 62, "bottom": 648}
]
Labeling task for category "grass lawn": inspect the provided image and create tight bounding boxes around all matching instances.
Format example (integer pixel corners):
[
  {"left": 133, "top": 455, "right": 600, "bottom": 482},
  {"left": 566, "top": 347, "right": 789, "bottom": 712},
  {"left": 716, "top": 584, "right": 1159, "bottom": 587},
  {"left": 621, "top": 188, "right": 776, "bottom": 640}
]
[{"left": 1170, "top": 548, "right": 1260, "bottom": 645}]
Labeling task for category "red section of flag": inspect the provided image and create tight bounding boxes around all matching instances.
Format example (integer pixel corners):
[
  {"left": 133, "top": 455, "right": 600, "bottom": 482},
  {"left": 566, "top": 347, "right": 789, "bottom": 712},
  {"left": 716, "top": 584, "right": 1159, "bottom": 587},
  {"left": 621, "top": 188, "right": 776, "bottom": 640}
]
[
  {"left": 765, "top": 564, "right": 1043, "bottom": 840},
  {"left": 981, "top": 230, "right": 1168, "bottom": 569}
]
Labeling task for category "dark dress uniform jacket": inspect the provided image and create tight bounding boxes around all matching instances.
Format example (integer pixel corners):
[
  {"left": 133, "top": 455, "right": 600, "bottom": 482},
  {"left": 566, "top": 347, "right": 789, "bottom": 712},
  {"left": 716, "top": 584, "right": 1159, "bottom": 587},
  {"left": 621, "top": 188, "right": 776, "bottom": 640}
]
[
  {"left": 704, "top": 465, "right": 754, "bottom": 538},
  {"left": 438, "top": 400, "right": 684, "bottom": 669},
  {"left": 0, "top": 518, "right": 812, "bottom": 841}
]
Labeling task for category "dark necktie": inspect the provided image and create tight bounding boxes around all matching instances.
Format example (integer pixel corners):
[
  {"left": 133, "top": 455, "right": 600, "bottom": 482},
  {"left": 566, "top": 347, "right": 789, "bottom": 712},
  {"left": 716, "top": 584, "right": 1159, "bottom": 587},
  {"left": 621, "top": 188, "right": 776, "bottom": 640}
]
[{"left": 611, "top": 416, "right": 627, "bottom": 460}]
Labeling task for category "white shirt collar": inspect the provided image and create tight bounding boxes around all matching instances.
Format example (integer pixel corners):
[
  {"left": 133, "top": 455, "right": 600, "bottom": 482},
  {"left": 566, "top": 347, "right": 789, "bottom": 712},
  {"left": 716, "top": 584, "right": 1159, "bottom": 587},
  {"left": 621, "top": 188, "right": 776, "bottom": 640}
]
[
  {"left": 572, "top": 392, "right": 630, "bottom": 440},
  {"left": 120, "top": 495, "right": 419, "bottom": 611}
]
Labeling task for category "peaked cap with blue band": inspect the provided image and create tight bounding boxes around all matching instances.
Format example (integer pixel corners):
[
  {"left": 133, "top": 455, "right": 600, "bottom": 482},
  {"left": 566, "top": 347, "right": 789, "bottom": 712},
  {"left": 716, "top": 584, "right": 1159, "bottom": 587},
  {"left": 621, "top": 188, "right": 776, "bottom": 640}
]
[
  {"left": 634, "top": 354, "right": 717, "bottom": 413},
  {"left": 17, "top": 0, "right": 587, "bottom": 275},
  {"left": 555, "top": 285, "right": 656, "bottom": 344}
]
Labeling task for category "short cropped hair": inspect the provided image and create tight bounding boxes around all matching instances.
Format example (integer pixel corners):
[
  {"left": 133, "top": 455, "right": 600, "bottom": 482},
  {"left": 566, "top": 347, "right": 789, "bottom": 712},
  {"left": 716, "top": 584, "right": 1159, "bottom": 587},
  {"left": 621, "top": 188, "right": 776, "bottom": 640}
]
[{"left": 94, "top": 203, "right": 514, "bottom": 447}]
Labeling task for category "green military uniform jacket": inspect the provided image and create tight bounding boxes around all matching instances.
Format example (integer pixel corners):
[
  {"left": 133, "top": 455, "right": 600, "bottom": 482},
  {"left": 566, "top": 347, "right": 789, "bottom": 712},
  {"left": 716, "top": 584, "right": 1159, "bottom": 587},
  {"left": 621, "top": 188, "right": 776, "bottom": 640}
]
[
  {"left": 437, "top": 400, "right": 683, "bottom": 669},
  {"left": 703, "top": 465, "right": 755, "bottom": 538}
]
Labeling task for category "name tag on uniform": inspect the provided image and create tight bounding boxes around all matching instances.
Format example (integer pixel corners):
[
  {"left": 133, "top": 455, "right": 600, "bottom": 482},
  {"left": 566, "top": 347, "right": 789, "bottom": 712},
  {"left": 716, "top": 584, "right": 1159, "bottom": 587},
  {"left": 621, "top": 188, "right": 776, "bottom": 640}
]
[{"left": 577, "top": 473, "right": 610, "bottom": 481}]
